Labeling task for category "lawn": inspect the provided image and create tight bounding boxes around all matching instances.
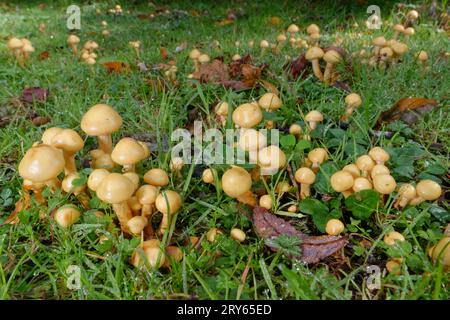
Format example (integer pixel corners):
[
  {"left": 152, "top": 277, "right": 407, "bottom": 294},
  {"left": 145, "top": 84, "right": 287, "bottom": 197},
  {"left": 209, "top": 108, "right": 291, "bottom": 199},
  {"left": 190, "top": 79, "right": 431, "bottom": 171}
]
[{"left": 0, "top": 0, "right": 449, "bottom": 300}]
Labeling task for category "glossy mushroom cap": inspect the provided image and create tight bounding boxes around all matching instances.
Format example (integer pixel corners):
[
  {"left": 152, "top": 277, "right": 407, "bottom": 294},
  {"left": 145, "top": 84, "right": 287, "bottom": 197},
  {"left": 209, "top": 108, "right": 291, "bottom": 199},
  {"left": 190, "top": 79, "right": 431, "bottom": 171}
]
[
  {"left": 373, "top": 174, "right": 397, "bottom": 194},
  {"left": 356, "top": 155, "right": 375, "bottom": 172},
  {"left": 257, "top": 145, "right": 286, "bottom": 173},
  {"left": 87, "top": 168, "right": 110, "bottom": 191},
  {"left": 67, "top": 35, "right": 80, "bottom": 45},
  {"left": 384, "top": 231, "right": 405, "bottom": 246},
  {"left": 306, "top": 24, "right": 320, "bottom": 35},
  {"left": 96, "top": 173, "right": 135, "bottom": 204},
  {"left": 406, "top": 10, "right": 419, "bottom": 20},
  {"left": 260, "top": 40, "right": 269, "bottom": 48},
  {"left": 287, "top": 24, "right": 300, "bottom": 34},
  {"left": 305, "top": 47, "right": 324, "bottom": 60},
  {"left": 136, "top": 184, "right": 158, "bottom": 205},
  {"left": 404, "top": 27, "right": 415, "bottom": 36},
  {"left": 202, "top": 168, "right": 215, "bottom": 184},
  {"left": 295, "top": 167, "right": 316, "bottom": 184},
  {"left": 258, "top": 93, "right": 282, "bottom": 111},
  {"left": 230, "top": 228, "right": 246, "bottom": 242},
  {"left": 430, "top": 237, "right": 450, "bottom": 268},
  {"left": 393, "top": 24, "right": 405, "bottom": 33},
  {"left": 62, "top": 172, "right": 86, "bottom": 194},
  {"left": 326, "top": 219, "right": 344, "bottom": 236},
  {"left": 41, "top": 127, "right": 63, "bottom": 145},
  {"left": 198, "top": 54, "right": 210, "bottom": 64},
  {"left": 18, "top": 144, "right": 65, "bottom": 183},
  {"left": 391, "top": 42, "right": 408, "bottom": 56},
  {"left": 368, "top": 147, "right": 390, "bottom": 164},
  {"left": 155, "top": 190, "right": 182, "bottom": 215},
  {"left": 215, "top": 102, "right": 229, "bottom": 116},
  {"left": 7, "top": 37, "right": 24, "bottom": 50},
  {"left": 144, "top": 168, "right": 169, "bottom": 187},
  {"left": 51, "top": 129, "right": 84, "bottom": 153},
  {"left": 370, "top": 164, "right": 390, "bottom": 179},
  {"left": 111, "top": 137, "right": 148, "bottom": 166},
  {"left": 323, "top": 50, "right": 342, "bottom": 64},
  {"left": 54, "top": 205, "right": 81, "bottom": 228},
  {"left": 81, "top": 104, "right": 122, "bottom": 137},
  {"left": 416, "top": 180, "right": 442, "bottom": 200},
  {"left": 189, "top": 49, "right": 201, "bottom": 60},
  {"left": 232, "top": 103, "right": 263, "bottom": 128},
  {"left": 342, "top": 164, "right": 360, "bottom": 178},
  {"left": 308, "top": 148, "right": 328, "bottom": 166},
  {"left": 238, "top": 129, "right": 267, "bottom": 152},
  {"left": 417, "top": 50, "right": 428, "bottom": 61},
  {"left": 259, "top": 195, "right": 272, "bottom": 209},
  {"left": 330, "top": 171, "right": 354, "bottom": 192},
  {"left": 345, "top": 93, "right": 362, "bottom": 108},
  {"left": 352, "top": 177, "right": 372, "bottom": 192},
  {"left": 276, "top": 34, "right": 287, "bottom": 42},
  {"left": 372, "top": 36, "right": 386, "bottom": 47},
  {"left": 221, "top": 166, "right": 252, "bottom": 198},
  {"left": 305, "top": 110, "right": 324, "bottom": 129},
  {"left": 123, "top": 172, "right": 140, "bottom": 192}
]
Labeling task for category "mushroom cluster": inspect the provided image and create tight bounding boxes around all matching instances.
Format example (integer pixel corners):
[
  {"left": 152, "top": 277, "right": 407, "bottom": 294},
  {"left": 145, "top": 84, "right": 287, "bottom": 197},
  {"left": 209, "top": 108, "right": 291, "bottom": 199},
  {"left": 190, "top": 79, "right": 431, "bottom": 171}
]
[
  {"left": 80, "top": 40, "right": 99, "bottom": 66},
  {"left": 7, "top": 37, "right": 35, "bottom": 67}
]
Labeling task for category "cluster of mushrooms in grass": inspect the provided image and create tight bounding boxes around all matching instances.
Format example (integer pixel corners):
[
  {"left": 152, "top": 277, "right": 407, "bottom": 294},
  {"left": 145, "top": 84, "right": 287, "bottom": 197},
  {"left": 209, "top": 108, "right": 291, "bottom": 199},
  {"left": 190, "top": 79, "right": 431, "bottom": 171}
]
[{"left": 6, "top": 37, "right": 35, "bottom": 67}]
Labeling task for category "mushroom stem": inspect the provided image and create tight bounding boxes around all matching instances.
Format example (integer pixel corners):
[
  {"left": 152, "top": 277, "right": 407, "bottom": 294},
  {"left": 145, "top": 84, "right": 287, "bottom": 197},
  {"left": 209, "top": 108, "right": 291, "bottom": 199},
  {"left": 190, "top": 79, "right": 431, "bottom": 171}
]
[
  {"left": 300, "top": 183, "right": 310, "bottom": 199},
  {"left": 340, "top": 107, "right": 354, "bottom": 121},
  {"left": 23, "top": 183, "right": 45, "bottom": 204},
  {"left": 141, "top": 204, "right": 153, "bottom": 217},
  {"left": 97, "top": 135, "right": 113, "bottom": 154},
  {"left": 45, "top": 178, "right": 61, "bottom": 191},
  {"left": 395, "top": 197, "right": 410, "bottom": 209},
  {"left": 112, "top": 201, "right": 133, "bottom": 233},
  {"left": 14, "top": 49, "right": 24, "bottom": 67},
  {"left": 311, "top": 59, "right": 323, "bottom": 81},
  {"left": 63, "top": 152, "right": 77, "bottom": 174},
  {"left": 134, "top": 47, "right": 140, "bottom": 59},
  {"left": 194, "top": 59, "right": 200, "bottom": 73},
  {"left": 70, "top": 44, "right": 78, "bottom": 56},
  {"left": 159, "top": 213, "right": 171, "bottom": 235},
  {"left": 323, "top": 63, "right": 335, "bottom": 85},
  {"left": 122, "top": 164, "right": 135, "bottom": 173}
]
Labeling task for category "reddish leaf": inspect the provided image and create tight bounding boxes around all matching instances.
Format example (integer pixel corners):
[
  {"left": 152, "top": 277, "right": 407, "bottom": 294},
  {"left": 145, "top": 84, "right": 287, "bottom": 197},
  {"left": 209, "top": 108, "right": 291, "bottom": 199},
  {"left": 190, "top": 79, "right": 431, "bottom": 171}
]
[
  {"left": 192, "top": 58, "right": 230, "bottom": 83},
  {"left": 284, "top": 54, "right": 309, "bottom": 79},
  {"left": 253, "top": 206, "right": 348, "bottom": 264},
  {"left": 21, "top": 87, "right": 49, "bottom": 104},
  {"left": 375, "top": 97, "right": 438, "bottom": 129},
  {"left": 102, "top": 61, "right": 130, "bottom": 73},
  {"left": 160, "top": 47, "right": 169, "bottom": 60},
  {"left": 39, "top": 51, "right": 49, "bottom": 60},
  {"left": 32, "top": 116, "right": 51, "bottom": 126}
]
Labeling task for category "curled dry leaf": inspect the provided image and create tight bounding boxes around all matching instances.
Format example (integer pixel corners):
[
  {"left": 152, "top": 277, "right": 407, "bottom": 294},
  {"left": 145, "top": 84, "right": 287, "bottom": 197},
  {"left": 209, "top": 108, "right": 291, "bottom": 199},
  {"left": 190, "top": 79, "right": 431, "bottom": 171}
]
[
  {"left": 20, "top": 87, "right": 49, "bottom": 104},
  {"left": 253, "top": 206, "right": 348, "bottom": 264},
  {"left": 192, "top": 58, "right": 230, "bottom": 83},
  {"left": 32, "top": 116, "right": 51, "bottom": 126},
  {"left": 1, "top": 192, "right": 30, "bottom": 226},
  {"left": 375, "top": 97, "right": 438, "bottom": 129},
  {"left": 102, "top": 61, "right": 130, "bottom": 74}
]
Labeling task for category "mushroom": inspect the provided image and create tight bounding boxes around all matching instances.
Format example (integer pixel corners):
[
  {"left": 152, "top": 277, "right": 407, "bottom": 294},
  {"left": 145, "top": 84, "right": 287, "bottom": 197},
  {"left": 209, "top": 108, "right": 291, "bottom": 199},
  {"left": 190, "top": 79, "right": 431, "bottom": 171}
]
[
  {"left": 287, "top": 205, "right": 297, "bottom": 213},
  {"left": 308, "top": 32, "right": 320, "bottom": 46},
  {"left": 129, "top": 41, "right": 141, "bottom": 59},
  {"left": 62, "top": 172, "right": 90, "bottom": 208},
  {"left": 258, "top": 93, "right": 282, "bottom": 112},
  {"left": 67, "top": 35, "right": 80, "bottom": 56},
  {"left": 136, "top": 184, "right": 158, "bottom": 217},
  {"left": 384, "top": 231, "right": 405, "bottom": 246},
  {"left": 54, "top": 205, "right": 81, "bottom": 228},
  {"left": 90, "top": 150, "right": 116, "bottom": 170},
  {"left": 206, "top": 227, "right": 223, "bottom": 243},
  {"left": 96, "top": 173, "right": 135, "bottom": 233},
  {"left": 21, "top": 40, "right": 35, "bottom": 63},
  {"left": 306, "top": 24, "right": 320, "bottom": 35},
  {"left": 368, "top": 147, "right": 390, "bottom": 165},
  {"left": 342, "top": 164, "right": 360, "bottom": 178},
  {"left": 230, "top": 228, "right": 246, "bottom": 242},
  {"left": 170, "top": 157, "right": 184, "bottom": 173},
  {"left": 305, "top": 110, "right": 324, "bottom": 130},
  {"left": 127, "top": 216, "right": 148, "bottom": 235},
  {"left": 307, "top": 148, "right": 328, "bottom": 172},
  {"left": 429, "top": 237, "right": 450, "bottom": 270},
  {"left": 221, "top": 166, "right": 252, "bottom": 198},
  {"left": 305, "top": 47, "right": 325, "bottom": 81},
  {"left": 131, "top": 239, "right": 165, "bottom": 269},
  {"left": 83, "top": 40, "right": 98, "bottom": 54},
  {"left": 155, "top": 190, "right": 182, "bottom": 234},
  {"left": 409, "top": 180, "right": 442, "bottom": 206},
  {"left": 275, "top": 181, "right": 290, "bottom": 194},
  {"left": 417, "top": 50, "right": 428, "bottom": 71},
  {"left": 325, "top": 219, "right": 344, "bottom": 236},
  {"left": 352, "top": 177, "right": 372, "bottom": 192},
  {"left": 127, "top": 196, "right": 142, "bottom": 215},
  {"left": 322, "top": 50, "right": 342, "bottom": 85},
  {"left": 144, "top": 168, "right": 169, "bottom": 187},
  {"left": 370, "top": 164, "right": 390, "bottom": 180},
  {"left": 41, "top": 127, "right": 63, "bottom": 145},
  {"left": 386, "top": 259, "right": 402, "bottom": 275},
  {"left": 393, "top": 24, "right": 405, "bottom": 39},
  {"left": 405, "top": 10, "right": 419, "bottom": 26},
  {"left": 259, "top": 195, "right": 272, "bottom": 210},
  {"left": 260, "top": 40, "right": 269, "bottom": 54},
  {"left": 51, "top": 129, "right": 84, "bottom": 174},
  {"left": 289, "top": 124, "right": 302, "bottom": 138},
  {"left": 394, "top": 183, "right": 416, "bottom": 209},
  {"left": 295, "top": 167, "right": 316, "bottom": 199},
  {"left": 391, "top": 42, "right": 408, "bottom": 64},
  {"left": 372, "top": 36, "right": 386, "bottom": 56},
  {"left": 373, "top": 174, "right": 397, "bottom": 194},
  {"left": 341, "top": 93, "right": 362, "bottom": 121},
  {"left": 7, "top": 37, "right": 24, "bottom": 67},
  {"left": 87, "top": 168, "right": 110, "bottom": 192},
  {"left": 198, "top": 54, "right": 210, "bottom": 69},
  {"left": 123, "top": 172, "right": 140, "bottom": 193},
  {"left": 275, "top": 34, "right": 287, "bottom": 52},
  {"left": 81, "top": 104, "right": 123, "bottom": 154},
  {"left": 18, "top": 144, "right": 65, "bottom": 202},
  {"left": 189, "top": 49, "right": 201, "bottom": 72},
  {"left": 202, "top": 168, "right": 216, "bottom": 184},
  {"left": 238, "top": 128, "right": 267, "bottom": 161},
  {"left": 257, "top": 145, "right": 286, "bottom": 175},
  {"left": 232, "top": 103, "right": 263, "bottom": 128},
  {"left": 378, "top": 47, "right": 394, "bottom": 69},
  {"left": 330, "top": 170, "right": 354, "bottom": 197},
  {"left": 287, "top": 24, "right": 300, "bottom": 38},
  {"left": 111, "top": 137, "right": 148, "bottom": 172},
  {"left": 164, "top": 246, "right": 183, "bottom": 266},
  {"left": 232, "top": 54, "right": 241, "bottom": 61},
  {"left": 356, "top": 155, "right": 375, "bottom": 178}
]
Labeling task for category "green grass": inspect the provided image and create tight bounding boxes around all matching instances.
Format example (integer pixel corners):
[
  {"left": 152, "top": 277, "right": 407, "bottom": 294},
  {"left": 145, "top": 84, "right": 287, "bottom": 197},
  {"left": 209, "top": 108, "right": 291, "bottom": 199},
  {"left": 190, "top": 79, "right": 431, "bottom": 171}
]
[{"left": 0, "top": 0, "right": 449, "bottom": 300}]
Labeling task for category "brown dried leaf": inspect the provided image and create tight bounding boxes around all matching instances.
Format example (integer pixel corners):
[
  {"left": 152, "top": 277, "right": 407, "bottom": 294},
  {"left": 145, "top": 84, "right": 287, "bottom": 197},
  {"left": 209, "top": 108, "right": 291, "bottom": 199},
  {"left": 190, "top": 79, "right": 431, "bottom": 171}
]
[
  {"left": 193, "top": 58, "right": 230, "bottom": 83},
  {"left": 260, "top": 80, "right": 279, "bottom": 95},
  {"left": 269, "top": 16, "right": 281, "bottom": 26},
  {"left": 39, "top": 51, "right": 49, "bottom": 60},
  {"left": 32, "top": 116, "right": 51, "bottom": 126},
  {"left": 1, "top": 192, "right": 30, "bottom": 226},
  {"left": 253, "top": 206, "right": 348, "bottom": 264},
  {"left": 102, "top": 61, "right": 130, "bottom": 74},
  {"left": 375, "top": 97, "right": 438, "bottom": 129},
  {"left": 20, "top": 87, "right": 49, "bottom": 104},
  {"left": 216, "top": 18, "right": 234, "bottom": 26},
  {"left": 284, "top": 54, "right": 309, "bottom": 79},
  {"left": 160, "top": 47, "right": 168, "bottom": 60}
]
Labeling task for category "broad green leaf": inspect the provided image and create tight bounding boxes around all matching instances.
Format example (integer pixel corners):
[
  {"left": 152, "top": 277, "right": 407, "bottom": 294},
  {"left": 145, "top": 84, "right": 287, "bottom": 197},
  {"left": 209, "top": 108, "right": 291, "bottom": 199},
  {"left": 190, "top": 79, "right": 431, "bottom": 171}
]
[{"left": 345, "top": 190, "right": 379, "bottom": 220}]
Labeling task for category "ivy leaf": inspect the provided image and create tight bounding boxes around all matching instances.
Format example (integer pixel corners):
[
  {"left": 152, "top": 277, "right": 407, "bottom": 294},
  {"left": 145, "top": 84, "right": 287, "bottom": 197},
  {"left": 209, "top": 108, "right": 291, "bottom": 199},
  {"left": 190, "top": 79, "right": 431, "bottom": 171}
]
[
  {"left": 345, "top": 190, "right": 379, "bottom": 220},
  {"left": 280, "top": 134, "right": 296, "bottom": 150}
]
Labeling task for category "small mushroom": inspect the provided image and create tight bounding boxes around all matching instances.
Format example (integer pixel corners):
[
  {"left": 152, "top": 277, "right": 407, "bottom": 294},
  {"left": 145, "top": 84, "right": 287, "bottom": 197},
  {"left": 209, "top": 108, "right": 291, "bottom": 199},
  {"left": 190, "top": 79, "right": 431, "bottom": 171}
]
[
  {"left": 307, "top": 148, "right": 328, "bottom": 172},
  {"left": 51, "top": 129, "right": 84, "bottom": 174},
  {"left": 287, "top": 24, "right": 300, "bottom": 38},
  {"left": 289, "top": 124, "right": 302, "bottom": 137},
  {"left": 198, "top": 54, "right": 210, "bottom": 68},
  {"left": 67, "top": 35, "right": 80, "bottom": 56},
  {"left": 258, "top": 93, "right": 282, "bottom": 112},
  {"left": 394, "top": 183, "right": 416, "bottom": 209},
  {"left": 405, "top": 10, "right": 419, "bottom": 26},
  {"left": 259, "top": 195, "right": 272, "bottom": 210},
  {"left": 308, "top": 32, "right": 320, "bottom": 46},
  {"left": 111, "top": 137, "right": 148, "bottom": 172},
  {"left": 368, "top": 147, "right": 390, "bottom": 165},
  {"left": 305, "top": 110, "right": 324, "bottom": 130},
  {"left": 341, "top": 93, "right": 362, "bottom": 121},
  {"left": 356, "top": 155, "right": 375, "bottom": 178},
  {"left": 232, "top": 103, "right": 263, "bottom": 128},
  {"left": 127, "top": 216, "right": 148, "bottom": 235},
  {"left": 96, "top": 173, "right": 135, "bottom": 233},
  {"left": 295, "top": 167, "right": 316, "bottom": 199},
  {"left": 325, "top": 219, "right": 344, "bottom": 236},
  {"left": 221, "top": 166, "right": 252, "bottom": 198},
  {"left": 7, "top": 37, "right": 24, "bottom": 67},
  {"left": 202, "top": 168, "right": 216, "bottom": 184},
  {"left": 306, "top": 24, "right": 320, "bottom": 35},
  {"left": 129, "top": 41, "right": 141, "bottom": 59},
  {"left": 62, "top": 172, "right": 90, "bottom": 208},
  {"left": 342, "top": 164, "right": 360, "bottom": 178},
  {"left": 403, "top": 27, "right": 415, "bottom": 41},
  {"left": 429, "top": 237, "right": 450, "bottom": 270},
  {"left": 393, "top": 24, "right": 405, "bottom": 39},
  {"left": 305, "top": 47, "right": 325, "bottom": 81},
  {"left": 386, "top": 259, "right": 402, "bottom": 275},
  {"left": 330, "top": 170, "right": 354, "bottom": 197},
  {"left": 54, "top": 205, "right": 81, "bottom": 228},
  {"left": 238, "top": 129, "right": 267, "bottom": 161},
  {"left": 260, "top": 40, "right": 270, "bottom": 55},
  {"left": 230, "top": 228, "right": 246, "bottom": 242},
  {"left": 370, "top": 164, "right": 390, "bottom": 180},
  {"left": 144, "top": 168, "right": 169, "bottom": 187},
  {"left": 123, "top": 172, "right": 140, "bottom": 193},
  {"left": 257, "top": 145, "right": 286, "bottom": 175},
  {"left": 131, "top": 239, "right": 165, "bottom": 268},
  {"left": 384, "top": 231, "right": 405, "bottom": 246},
  {"left": 206, "top": 227, "right": 223, "bottom": 243},
  {"left": 275, "top": 181, "right": 290, "bottom": 194},
  {"left": 409, "top": 180, "right": 442, "bottom": 206},
  {"left": 155, "top": 190, "right": 182, "bottom": 234},
  {"left": 352, "top": 177, "right": 373, "bottom": 192},
  {"left": 373, "top": 174, "right": 397, "bottom": 194},
  {"left": 189, "top": 49, "right": 201, "bottom": 72},
  {"left": 417, "top": 50, "right": 428, "bottom": 71},
  {"left": 136, "top": 184, "right": 158, "bottom": 217},
  {"left": 323, "top": 50, "right": 342, "bottom": 85},
  {"left": 87, "top": 168, "right": 110, "bottom": 192},
  {"left": 372, "top": 36, "right": 386, "bottom": 56},
  {"left": 81, "top": 104, "right": 123, "bottom": 154}
]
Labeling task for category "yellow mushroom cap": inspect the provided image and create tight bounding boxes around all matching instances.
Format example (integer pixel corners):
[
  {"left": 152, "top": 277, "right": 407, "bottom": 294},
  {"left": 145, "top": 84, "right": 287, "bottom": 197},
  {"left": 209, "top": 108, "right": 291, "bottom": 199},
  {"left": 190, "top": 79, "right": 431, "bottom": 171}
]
[
  {"left": 406, "top": 10, "right": 419, "bottom": 20},
  {"left": 202, "top": 168, "right": 216, "bottom": 184},
  {"left": 67, "top": 34, "right": 80, "bottom": 45},
  {"left": 221, "top": 166, "right": 252, "bottom": 198},
  {"left": 404, "top": 27, "right": 415, "bottom": 36},
  {"left": 391, "top": 42, "right": 408, "bottom": 55},
  {"left": 370, "top": 164, "right": 390, "bottom": 179},
  {"left": 136, "top": 184, "right": 158, "bottom": 205},
  {"left": 96, "top": 173, "right": 135, "bottom": 204},
  {"left": 305, "top": 47, "right": 324, "bottom": 60},
  {"left": 326, "top": 219, "right": 344, "bottom": 236},
  {"left": 123, "top": 172, "right": 140, "bottom": 192},
  {"left": 323, "top": 50, "right": 342, "bottom": 64},
  {"left": 352, "top": 177, "right": 373, "bottom": 192},
  {"left": 232, "top": 103, "right": 263, "bottom": 128},
  {"left": 62, "top": 172, "right": 86, "bottom": 194},
  {"left": 306, "top": 24, "right": 320, "bottom": 35},
  {"left": 305, "top": 110, "right": 324, "bottom": 123},
  {"left": 198, "top": 54, "right": 210, "bottom": 64},
  {"left": 368, "top": 147, "right": 390, "bottom": 164},
  {"left": 417, "top": 50, "right": 428, "bottom": 61},
  {"left": 308, "top": 148, "right": 328, "bottom": 165},
  {"left": 155, "top": 190, "right": 182, "bottom": 215},
  {"left": 18, "top": 144, "right": 65, "bottom": 183},
  {"left": 277, "top": 34, "right": 287, "bottom": 42},
  {"left": 189, "top": 48, "right": 201, "bottom": 60},
  {"left": 257, "top": 145, "right": 286, "bottom": 173},
  {"left": 259, "top": 194, "right": 272, "bottom": 209},
  {"left": 289, "top": 124, "right": 302, "bottom": 136},
  {"left": 430, "top": 237, "right": 450, "bottom": 268},
  {"left": 230, "top": 228, "right": 246, "bottom": 242},
  {"left": 416, "top": 180, "right": 442, "bottom": 201},
  {"left": 287, "top": 24, "right": 300, "bottom": 34},
  {"left": 238, "top": 129, "right": 267, "bottom": 152},
  {"left": 372, "top": 36, "right": 386, "bottom": 47},
  {"left": 356, "top": 155, "right": 375, "bottom": 172},
  {"left": 258, "top": 93, "right": 282, "bottom": 111},
  {"left": 342, "top": 164, "right": 360, "bottom": 178},
  {"left": 51, "top": 129, "right": 84, "bottom": 153},
  {"left": 393, "top": 24, "right": 405, "bottom": 32},
  {"left": 87, "top": 168, "right": 110, "bottom": 191},
  {"left": 54, "top": 205, "right": 81, "bottom": 228},
  {"left": 111, "top": 137, "right": 148, "bottom": 166},
  {"left": 81, "top": 104, "right": 122, "bottom": 137},
  {"left": 41, "top": 127, "right": 64, "bottom": 145},
  {"left": 144, "top": 168, "right": 169, "bottom": 187},
  {"left": 331, "top": 171, "right": 354, "bottom": 192},
  {"left": 397, "top": 183, "right": 416, "bottom": 199},
  {"left": 215, "top": 101, "right": 229, "bottom": 116},
  {"left": 7, "top": 37, "right": 23, "bottom": 50},
  {"left": 373, "top": 174, "right": 397, "bottom": 194},
  {"left": 384, "top": 231, "right": 405, "bottom": 246},
  {"left": 295, "top": 167, "right": 316, "bottom": 184},
  {"left": 260, "top": 40, "right": 269, "bottom": 48},
  {"left": 345, "top": 93, "right": 362, "bottom": 108},
  {"left": 380, "top": 47, "right": 394, "bottom": 59}
]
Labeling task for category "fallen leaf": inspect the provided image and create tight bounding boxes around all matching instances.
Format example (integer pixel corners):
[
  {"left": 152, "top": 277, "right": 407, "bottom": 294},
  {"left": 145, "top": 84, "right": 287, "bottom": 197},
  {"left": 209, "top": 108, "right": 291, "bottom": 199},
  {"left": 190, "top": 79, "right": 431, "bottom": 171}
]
[
  {"left": 39, "top": 51, "right": 49, "bottom": 60},
  {"left": 192, "top": 58, "right": 230, "bottom": 83},
  {"left": 175, "top": 41, "right": 187, "bottom": 53},
  {"left": 375, "top": 97, "right": 438, "bottom": 129},
  {"left": 284, "top": 54, "right": 309, "bottom": 79},
  {"left": 20, "top": 87, "right": 49, "bottom": 104},
  {"left": 1, "top": 192, "right": 30, "bottom": 225},
  {"left": 260, "top": 80, "right": 279, "bottom": 95},
  {"left": 32, "top": 116, "right": 51, "bottom": 126},
  {"left": 252, "top": 206, "right": 348, "bottom": 264},
  {"left": 102, "top": 61, "right": 130, "bottom": 74},
  {"left": 216, "top": 18, "right": 234, "bottom": 26},
  {"left": 160, "top": 47, "right": 168, "bottom": 60}
]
